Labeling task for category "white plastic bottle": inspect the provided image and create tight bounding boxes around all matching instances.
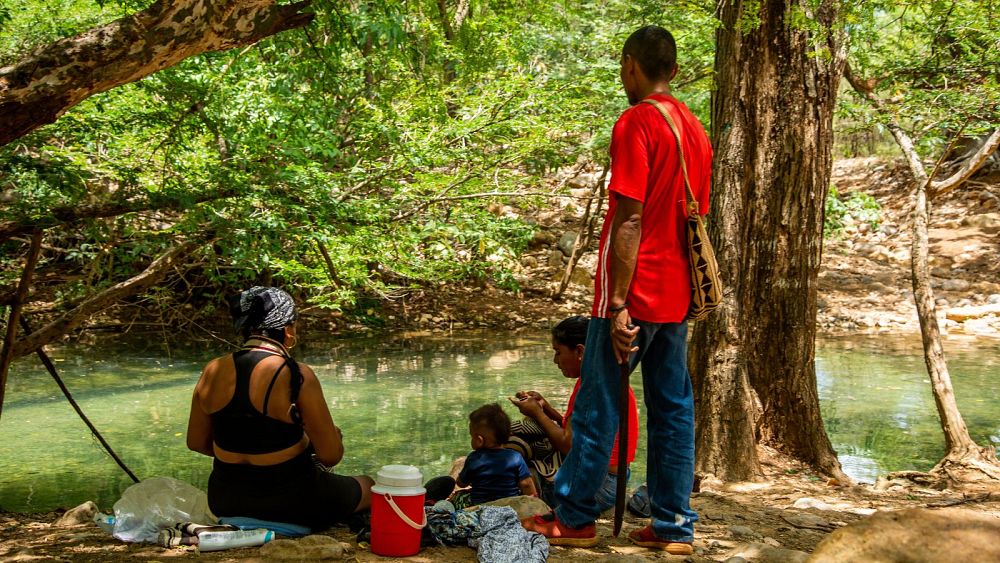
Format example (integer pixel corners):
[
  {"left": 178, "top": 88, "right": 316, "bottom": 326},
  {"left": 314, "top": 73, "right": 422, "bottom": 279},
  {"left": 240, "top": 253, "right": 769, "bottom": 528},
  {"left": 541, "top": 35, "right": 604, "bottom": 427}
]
[
  {"left": 197, "top": 529, "right": 274, "bottom": 551},
  {"left": 92, "top": 512, "right": 115, "bottom": 534}
]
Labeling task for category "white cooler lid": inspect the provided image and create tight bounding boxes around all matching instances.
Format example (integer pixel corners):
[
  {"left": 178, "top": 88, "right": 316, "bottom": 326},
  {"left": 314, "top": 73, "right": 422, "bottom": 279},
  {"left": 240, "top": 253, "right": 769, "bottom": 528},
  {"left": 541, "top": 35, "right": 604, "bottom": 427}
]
[{"left": 375, "top": 464, "right": 424, "bottom": 488}]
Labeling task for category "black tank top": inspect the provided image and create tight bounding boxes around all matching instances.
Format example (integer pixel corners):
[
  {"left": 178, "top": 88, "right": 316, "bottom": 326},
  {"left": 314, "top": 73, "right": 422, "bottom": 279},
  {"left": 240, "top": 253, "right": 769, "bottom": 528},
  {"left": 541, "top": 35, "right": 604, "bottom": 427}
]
[{"left": 210, "top": 350, "right": 304, "bottom": 454}]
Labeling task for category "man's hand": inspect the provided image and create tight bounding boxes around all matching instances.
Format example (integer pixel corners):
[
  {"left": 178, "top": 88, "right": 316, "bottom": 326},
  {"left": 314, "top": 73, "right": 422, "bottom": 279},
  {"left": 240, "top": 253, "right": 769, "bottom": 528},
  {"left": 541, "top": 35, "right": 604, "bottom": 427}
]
[{"left": 610, "top": 308, "right": 639, "bottom": 364}]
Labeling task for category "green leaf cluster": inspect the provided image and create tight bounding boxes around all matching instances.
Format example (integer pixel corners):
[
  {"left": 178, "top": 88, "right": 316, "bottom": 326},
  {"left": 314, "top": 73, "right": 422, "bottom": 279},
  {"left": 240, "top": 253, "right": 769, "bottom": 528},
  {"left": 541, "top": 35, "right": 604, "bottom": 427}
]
[
  {"left": 839, "top": 0, "right": 1000, "bottom": 156},
  {"left": 824, "top": 185, "right": 882, "bottom": 237}
]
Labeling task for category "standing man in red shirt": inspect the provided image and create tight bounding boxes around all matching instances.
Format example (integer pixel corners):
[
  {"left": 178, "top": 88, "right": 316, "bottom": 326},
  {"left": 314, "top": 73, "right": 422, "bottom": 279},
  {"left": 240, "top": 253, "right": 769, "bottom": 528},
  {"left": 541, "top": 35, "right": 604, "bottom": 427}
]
[{"left": 524, "top": 26, "right": 711, "bottom": 554}]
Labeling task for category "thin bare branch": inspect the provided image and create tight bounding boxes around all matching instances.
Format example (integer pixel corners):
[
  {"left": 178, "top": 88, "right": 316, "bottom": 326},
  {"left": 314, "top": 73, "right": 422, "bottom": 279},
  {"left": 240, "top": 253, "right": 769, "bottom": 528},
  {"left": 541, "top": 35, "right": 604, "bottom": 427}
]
[
  {"left": 10, "top": 240, "right": 202, "bottom": 359},
  {"left": 0, "top": 231, "right": 43, "bottom": 418}
]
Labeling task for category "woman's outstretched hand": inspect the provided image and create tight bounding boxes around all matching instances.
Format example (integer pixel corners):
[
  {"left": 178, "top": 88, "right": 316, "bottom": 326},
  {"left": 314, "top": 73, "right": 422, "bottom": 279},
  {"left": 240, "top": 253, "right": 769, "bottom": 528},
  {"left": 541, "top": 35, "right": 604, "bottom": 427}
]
[{"left": 509, "top": 394, "right": 545, "bottom": 417}]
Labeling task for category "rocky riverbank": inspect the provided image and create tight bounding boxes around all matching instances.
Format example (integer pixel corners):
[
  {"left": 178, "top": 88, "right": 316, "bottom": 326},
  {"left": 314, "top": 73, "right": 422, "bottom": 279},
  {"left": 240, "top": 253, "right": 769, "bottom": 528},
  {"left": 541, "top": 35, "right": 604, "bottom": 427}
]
[{"left": 376, "top": 157, "right": 1000, "bottom": 341}]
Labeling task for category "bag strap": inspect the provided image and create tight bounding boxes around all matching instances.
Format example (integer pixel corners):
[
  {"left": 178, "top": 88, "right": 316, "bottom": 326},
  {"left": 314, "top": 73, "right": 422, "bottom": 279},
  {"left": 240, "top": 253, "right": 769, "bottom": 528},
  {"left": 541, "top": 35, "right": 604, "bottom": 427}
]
[{"left": 641, "top": 98, "right": 700, "bottom": 216}]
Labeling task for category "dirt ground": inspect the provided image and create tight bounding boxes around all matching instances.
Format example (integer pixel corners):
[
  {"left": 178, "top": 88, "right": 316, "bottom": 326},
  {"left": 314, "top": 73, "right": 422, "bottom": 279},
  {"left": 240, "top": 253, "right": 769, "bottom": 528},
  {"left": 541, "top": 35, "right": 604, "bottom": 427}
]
[
  {"left": 4, "top": 460, "right": 1000, "bottom": 562},
  {"left": 2, "top": 157, "right": 999, "bottom": 561}
]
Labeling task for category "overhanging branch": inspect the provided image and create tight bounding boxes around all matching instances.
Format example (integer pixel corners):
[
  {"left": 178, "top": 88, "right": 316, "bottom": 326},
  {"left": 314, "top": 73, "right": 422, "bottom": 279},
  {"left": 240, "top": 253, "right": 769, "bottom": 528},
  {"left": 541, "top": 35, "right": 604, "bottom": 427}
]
[
  {"left": 0, "top": 0, "right": 313, "bottom": 146},
  {"left": 9, "top": 240, "right": 203, "bottom": 359},
  {"left": 930, "top": 128, "right": 1000, "bottom": 198},
  {"left": 0, "top": 186, "right": 241, "bottom": 241}
]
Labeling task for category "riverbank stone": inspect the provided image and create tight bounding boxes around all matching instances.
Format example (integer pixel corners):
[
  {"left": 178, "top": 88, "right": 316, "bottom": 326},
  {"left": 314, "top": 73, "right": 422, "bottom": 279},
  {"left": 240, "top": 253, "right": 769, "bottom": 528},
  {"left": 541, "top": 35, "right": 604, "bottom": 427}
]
[
  {"left": 808, "top": 507, "right": 1000, "bottom": 563},
  {"left": 53, "top": 501, "right": 97, "bottom": 527}
]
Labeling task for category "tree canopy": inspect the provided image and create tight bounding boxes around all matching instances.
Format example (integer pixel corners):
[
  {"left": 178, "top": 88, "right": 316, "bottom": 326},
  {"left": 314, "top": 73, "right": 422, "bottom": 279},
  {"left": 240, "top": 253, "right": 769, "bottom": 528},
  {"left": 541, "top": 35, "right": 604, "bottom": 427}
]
[{"left": 0, "top": 0, "right": 715, "bottom": 325}]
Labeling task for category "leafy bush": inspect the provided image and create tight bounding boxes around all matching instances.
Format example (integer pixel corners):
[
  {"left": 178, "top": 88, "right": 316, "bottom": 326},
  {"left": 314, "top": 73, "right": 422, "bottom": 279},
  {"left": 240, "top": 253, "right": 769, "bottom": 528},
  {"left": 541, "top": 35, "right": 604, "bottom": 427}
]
[{"left": 825, "top": 186, "right": 882, "bottom": 237}]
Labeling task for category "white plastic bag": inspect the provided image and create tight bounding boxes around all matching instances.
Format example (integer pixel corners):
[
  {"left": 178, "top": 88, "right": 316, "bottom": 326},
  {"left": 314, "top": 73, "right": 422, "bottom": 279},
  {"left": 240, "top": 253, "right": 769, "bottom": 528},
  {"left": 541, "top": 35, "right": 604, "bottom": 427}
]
[{"left": 112, "top": 477, "right": 217, "bottom": 542}]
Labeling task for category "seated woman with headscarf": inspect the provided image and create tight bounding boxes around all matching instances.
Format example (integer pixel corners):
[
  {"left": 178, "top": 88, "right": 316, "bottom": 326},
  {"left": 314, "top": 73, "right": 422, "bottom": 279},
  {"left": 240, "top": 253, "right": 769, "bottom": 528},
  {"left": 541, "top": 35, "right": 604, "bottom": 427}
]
[{"left": 186, "top": 287, "right": 373, "bottom": 530}]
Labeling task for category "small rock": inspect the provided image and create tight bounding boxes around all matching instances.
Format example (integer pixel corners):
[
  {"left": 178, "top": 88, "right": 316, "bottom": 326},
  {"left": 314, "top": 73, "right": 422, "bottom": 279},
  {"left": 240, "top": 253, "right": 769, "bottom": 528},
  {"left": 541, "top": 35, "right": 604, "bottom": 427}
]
[
  {"left": 941, "top": 278, "right": 970, "bottom": 292},
  {"left": 547, "top": 249, "right": 564, "bottom": 268},
  {"left": 792, "top": 497, "right": 833, "bottom": 511},
  {"left": 260, "top": 535, "right": 344, "bottom": 560},
  {"left": 854, "top": 242, "right": 876, "bottom": 255},
  {"left": 763, "top": 537, "right": 781, "bottom": 547},
  {"left": 54, "top": 501, "right": 97, "bottom": 527},
  {"left": 959, "top": 212, "right": 1000, "bottom": 231},
  {"left": 557, "top": 232, "right": 578, "bottom": 256},
  {"left": 729, "top": 525, "right": 761, "bottom": 540},
  {"left": 529, "top": 230, "right": 556, "bottom": 249},
  {"left": 988, "top": 294, "right": 1000, "bottom": 305},
  {"left": 782, "top": 512, "right": 834, "bottom": 530},
  {"left": 722, "top": 543, "right": 809, "bottom": 563},
  {"left": 879, "top": 224, "right": 899, "bottom": 236},
  {"left": 724, "top": 557, "right": 748, "bottom": 563}
]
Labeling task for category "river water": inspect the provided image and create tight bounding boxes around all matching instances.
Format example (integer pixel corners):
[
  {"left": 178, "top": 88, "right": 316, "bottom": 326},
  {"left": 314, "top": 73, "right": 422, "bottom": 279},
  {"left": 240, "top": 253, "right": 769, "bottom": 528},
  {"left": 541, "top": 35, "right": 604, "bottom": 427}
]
[{"left": 0, "top": 331, "right": 997, "bottom": 512}]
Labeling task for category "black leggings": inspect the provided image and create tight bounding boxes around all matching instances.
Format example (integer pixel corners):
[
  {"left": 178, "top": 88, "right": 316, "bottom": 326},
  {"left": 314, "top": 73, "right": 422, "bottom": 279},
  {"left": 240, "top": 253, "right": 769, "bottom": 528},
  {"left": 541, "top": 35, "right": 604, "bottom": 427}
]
[{"left": 208, "top": 451, "right": 362, "bottom": 530}]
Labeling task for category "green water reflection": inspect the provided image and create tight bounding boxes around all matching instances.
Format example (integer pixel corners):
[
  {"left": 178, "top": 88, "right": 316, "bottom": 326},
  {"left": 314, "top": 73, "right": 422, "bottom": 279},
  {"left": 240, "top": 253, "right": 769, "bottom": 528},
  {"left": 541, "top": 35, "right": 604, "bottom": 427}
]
[{"left": 0, "top": 332, "right": 997, "bottom": 512}]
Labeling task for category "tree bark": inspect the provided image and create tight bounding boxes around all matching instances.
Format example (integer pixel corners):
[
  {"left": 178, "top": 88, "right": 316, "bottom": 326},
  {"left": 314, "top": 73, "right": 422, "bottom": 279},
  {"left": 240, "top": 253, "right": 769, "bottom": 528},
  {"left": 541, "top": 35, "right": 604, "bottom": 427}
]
[
  {"left": 846, "top": 65, "right": 1000, "bottom": 483},
  {"left": 693, "top": 0, "right": 847, "bottom": 481},
  {"left": 0, "top": 0, "right": 313, "bottom": 147}
]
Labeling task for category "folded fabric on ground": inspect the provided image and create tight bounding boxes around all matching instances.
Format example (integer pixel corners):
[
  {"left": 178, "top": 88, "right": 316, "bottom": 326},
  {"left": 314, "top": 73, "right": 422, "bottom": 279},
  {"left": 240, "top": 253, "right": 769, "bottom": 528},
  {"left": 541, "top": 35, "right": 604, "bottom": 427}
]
[
  {"left": 219, "top": 516, "right": 311, "bottom": 537},
  {"left": 424, "top": 502, "right": 548, "bottom": 562},
  {"left": 470, "top": 506, "right": 548, "bottom": 563}
]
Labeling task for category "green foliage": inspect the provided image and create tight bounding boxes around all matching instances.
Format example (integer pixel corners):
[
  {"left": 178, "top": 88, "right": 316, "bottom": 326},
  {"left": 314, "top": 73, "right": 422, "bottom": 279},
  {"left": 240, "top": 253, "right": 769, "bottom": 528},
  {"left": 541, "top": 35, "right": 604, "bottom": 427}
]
[
  {"left": 0, "top": 0, "right": 719, "bottom": 323},
  {"left": 839, "top": 0, "right": 1000, "bottom": 158},
  {"left": 824, "top": 185, "right": 882, "bottom": 237}
]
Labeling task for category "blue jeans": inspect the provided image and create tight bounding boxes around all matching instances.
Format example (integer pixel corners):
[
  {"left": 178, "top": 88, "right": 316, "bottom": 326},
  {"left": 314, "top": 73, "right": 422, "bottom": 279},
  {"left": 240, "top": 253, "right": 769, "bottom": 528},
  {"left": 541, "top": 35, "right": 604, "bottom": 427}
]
[
  {"left": 553, "top": 318, "right": 697, "bottom": 542},
  {"left": 541, "top": 469, "right": 629, "bottom": 513}
]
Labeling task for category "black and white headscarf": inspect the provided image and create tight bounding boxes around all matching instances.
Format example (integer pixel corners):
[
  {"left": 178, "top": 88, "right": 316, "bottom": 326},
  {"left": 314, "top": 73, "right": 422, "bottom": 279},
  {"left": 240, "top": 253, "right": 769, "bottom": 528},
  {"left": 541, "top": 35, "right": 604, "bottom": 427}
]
[{"left": 230, "top": 286, "right": 297, "bottom": 334}]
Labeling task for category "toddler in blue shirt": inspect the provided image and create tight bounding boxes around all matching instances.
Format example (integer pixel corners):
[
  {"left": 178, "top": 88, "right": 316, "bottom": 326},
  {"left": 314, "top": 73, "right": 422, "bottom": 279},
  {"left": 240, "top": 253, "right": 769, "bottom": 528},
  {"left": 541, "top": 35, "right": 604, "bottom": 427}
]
[{"left": 456, "top": 403, "right": 537, "bottom": 506}]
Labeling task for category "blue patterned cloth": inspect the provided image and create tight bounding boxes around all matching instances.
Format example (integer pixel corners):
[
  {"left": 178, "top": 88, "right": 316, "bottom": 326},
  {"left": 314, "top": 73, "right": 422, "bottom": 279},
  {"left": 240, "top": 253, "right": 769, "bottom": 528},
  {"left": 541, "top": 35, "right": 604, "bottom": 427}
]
[{"left": 424, "top": 502, "right": 548, "bottom": 562}]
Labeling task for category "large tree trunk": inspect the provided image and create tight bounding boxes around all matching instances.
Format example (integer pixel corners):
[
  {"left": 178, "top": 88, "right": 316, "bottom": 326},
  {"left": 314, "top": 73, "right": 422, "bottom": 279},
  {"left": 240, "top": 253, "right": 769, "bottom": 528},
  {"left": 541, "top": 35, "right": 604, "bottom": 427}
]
[
  {"left": 0, "top": 0, "right": 313, "bottom": 147},
  {"left": 692, "top": 0, "right": 847, "bottom": 481}
]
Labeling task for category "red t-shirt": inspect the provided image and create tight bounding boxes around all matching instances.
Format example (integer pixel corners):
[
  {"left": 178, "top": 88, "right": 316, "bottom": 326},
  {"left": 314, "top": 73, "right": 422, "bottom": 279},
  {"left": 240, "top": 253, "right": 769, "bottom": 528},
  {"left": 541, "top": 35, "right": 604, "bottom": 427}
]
[
  {"left": 564, "top": 378, "right": 639, "bottom": 467},
  {"left": 591, "top": 94, "right": 713, "bottom": 323}
]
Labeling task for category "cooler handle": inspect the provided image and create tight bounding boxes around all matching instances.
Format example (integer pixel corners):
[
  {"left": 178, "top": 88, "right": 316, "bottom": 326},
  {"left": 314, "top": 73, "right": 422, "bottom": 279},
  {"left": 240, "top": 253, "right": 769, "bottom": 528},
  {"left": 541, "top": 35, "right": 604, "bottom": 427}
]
[{"left": 385, "top": 493, "right": 427, "bottom": 529}]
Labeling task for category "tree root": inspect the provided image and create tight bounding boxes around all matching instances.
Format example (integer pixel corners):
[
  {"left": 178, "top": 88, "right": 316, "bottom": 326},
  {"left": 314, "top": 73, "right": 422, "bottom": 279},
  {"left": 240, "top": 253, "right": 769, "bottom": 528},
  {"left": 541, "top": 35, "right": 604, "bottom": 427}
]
[{"left": 931, "top": 446, "right": 1000, "bottom": 485}]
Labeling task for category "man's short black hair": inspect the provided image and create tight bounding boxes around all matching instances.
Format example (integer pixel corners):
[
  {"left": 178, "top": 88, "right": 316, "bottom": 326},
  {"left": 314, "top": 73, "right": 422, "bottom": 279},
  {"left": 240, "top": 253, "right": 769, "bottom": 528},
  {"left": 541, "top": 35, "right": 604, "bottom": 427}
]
[
  {"left": 622, "top": 25, "right": 678, "bottom": 82},
  {"left": 469, "top": 403, "right": 511, "bottom": 443}
]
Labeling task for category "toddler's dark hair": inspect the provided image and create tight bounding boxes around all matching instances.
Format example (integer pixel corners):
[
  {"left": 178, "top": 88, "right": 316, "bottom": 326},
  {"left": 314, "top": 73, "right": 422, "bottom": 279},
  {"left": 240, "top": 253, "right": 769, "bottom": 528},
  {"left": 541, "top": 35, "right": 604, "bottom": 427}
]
[
  {"left": 552, "top": 315, "right": 589, "bottom": 348},
  {"left": 469, "top": 403, "right": 511, "bottom": 443}
]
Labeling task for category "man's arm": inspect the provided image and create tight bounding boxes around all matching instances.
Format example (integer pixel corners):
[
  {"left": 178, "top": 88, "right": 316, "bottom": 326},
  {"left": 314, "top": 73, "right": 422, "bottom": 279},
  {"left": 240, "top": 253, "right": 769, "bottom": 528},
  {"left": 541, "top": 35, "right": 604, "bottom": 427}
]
[{"left": 608, "top": 193, "right": 642, "bottom": 363}]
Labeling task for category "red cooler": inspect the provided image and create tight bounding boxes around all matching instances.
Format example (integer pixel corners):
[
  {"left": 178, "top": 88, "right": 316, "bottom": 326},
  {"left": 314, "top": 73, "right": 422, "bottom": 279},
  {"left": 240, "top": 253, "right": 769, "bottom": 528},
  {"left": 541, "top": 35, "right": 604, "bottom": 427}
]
[{"left": 370, "top": 465, "right": 426, "bottom": 556}]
